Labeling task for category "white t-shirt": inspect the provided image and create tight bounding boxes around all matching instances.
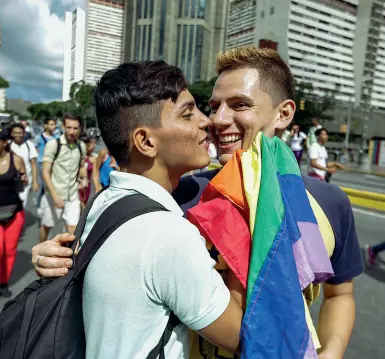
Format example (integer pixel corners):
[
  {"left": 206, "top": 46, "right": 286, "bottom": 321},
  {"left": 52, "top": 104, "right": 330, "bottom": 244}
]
[
  {"left": 309, "top": 142, "right": 328, "bottom": 178},
  {"left": 80, "top": 171, "right": 230, "bottom": 359},
  {"left": 290, "top": 132, "right": 307, "bottom": 151},
  {"left": 10, "top": 140, "right": 38, "bottom": 183}
]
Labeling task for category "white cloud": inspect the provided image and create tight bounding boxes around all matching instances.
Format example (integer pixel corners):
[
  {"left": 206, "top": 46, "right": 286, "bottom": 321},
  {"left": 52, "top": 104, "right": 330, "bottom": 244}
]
[{"left": 0, "top": 0, "right": 83, "bottom": 103}]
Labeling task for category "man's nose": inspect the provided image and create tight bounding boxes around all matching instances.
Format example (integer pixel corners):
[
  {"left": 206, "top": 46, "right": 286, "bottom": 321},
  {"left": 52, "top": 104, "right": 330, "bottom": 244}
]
[{"left": 211, "top": 105, "right": 233, "bottom": 129}]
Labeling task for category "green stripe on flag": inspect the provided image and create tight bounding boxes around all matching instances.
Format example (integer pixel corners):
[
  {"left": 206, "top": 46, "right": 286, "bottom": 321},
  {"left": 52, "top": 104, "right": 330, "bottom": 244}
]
[{"left": 246, "top": 135, "right": 285, "bottom": 303}]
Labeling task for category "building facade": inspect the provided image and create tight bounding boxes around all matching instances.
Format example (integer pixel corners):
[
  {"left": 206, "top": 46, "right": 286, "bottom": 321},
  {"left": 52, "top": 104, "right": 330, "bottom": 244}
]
[
  {"left": 226, "top": 0, "right": 257, "bottom": 50},
  {"left": 123, "top": 0, "right": 229, "bottom": 83},
  {"left": 247, "top": 0, "right": 358, "bottom": 103},
  {"left": 62, "top": 0, "right": 124, "bottom": 100},
  {"left": 354, "top": 0, "right": 385, "bottom": 111}
]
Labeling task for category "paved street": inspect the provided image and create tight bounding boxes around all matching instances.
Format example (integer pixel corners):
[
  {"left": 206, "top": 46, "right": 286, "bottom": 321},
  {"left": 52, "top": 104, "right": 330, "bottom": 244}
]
[{"left": 1, "top": 189, "right": 385, "bottom": 358}]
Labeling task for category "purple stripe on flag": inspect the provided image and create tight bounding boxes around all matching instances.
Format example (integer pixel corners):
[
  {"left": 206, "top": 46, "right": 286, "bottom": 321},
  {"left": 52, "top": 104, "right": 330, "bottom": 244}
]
[
  {"left": 293, "top": 222, "right": 334, "bottom": 290},
  {"left": 304, "top": 335, "right": 318, "bottom": 358}
]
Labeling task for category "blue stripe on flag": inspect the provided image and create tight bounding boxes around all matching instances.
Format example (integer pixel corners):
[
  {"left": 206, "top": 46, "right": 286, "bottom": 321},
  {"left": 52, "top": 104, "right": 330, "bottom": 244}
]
[
  {"left": 240, "top": 205, "right": 309, "bottom": 359},
  {"left": 279, "top": 174, "right": 317, "bottom": 224}
]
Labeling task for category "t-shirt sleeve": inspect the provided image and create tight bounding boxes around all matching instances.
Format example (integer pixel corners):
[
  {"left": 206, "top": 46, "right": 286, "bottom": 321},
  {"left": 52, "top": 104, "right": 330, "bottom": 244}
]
[
  {"left": 326, "top": 188, "right": 364, "bottom": 285},
  {"left": 43, "top": 140, "right": 57, "bottom": 163},
  {"left": 309, "top": 144, "right": 318, "bottom": 159},
  {"left": 149, "top": 216, "right": 230, "bottom": 331},
  {"left": 28, "top": 141, "right": 38, "bottom": 159},
  {"left": 301, "top": 132, "right": 307, "bottom": 140}
]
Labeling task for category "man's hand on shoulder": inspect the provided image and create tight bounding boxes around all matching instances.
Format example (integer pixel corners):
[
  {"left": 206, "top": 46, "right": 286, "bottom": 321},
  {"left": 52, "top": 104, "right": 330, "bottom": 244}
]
[{"left": 32, "top": 233, "right": 75, "bottom": 277}]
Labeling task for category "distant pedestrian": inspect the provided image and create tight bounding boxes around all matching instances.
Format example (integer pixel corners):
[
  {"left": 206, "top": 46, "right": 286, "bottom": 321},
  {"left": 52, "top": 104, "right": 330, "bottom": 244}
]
[
  {"left": 79, "top": 134, "right": 97, "bottom": 209},
  {"left": 289, "top": 124, "right": 307, "bottom": 166},
  {"left": 92, "top": 148, "right": 118, "bottom": 192},
  {"left": 39, "top": 113, "right": 86, "bottom": 242},
  {"left": 10, "top": 123, "right": 39, "bottom": 208},
  {"left": 308, "top": 128, "right": 343, "bottom": 181},
  {"left": 307, "top": 117, "right": 322, "bottom": 148},
  {"left": 20, "top": 120, "right": 32, "bottom": 141},
  {"left": 365, "top": 242, "right": 385, "bottom": 266},
  {"left": 35, "top": 118, "right": 59, "bottom": 211},
  {"left": 0, "top": 127, "right": 27, "bottom": 298}
]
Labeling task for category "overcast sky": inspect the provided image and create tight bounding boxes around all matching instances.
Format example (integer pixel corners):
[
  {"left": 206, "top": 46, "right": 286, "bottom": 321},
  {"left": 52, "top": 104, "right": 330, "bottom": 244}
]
[{"left": 0, "top": 0, "right": 85, "bottom": 104}]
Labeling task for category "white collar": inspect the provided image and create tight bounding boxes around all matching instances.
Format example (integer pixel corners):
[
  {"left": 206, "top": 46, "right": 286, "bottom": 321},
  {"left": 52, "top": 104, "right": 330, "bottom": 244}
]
[{"left": 109, "top": 171, "right": 183, "bottom": 216}]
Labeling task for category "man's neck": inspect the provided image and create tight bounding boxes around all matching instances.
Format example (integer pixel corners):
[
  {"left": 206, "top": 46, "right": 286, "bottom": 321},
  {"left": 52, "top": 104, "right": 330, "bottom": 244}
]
[
  {"left": 121, "top": 166, "right": 181, "bottom": 194},
  {"left": 44, "top": 130, "right": 53, "bottom": 137}
]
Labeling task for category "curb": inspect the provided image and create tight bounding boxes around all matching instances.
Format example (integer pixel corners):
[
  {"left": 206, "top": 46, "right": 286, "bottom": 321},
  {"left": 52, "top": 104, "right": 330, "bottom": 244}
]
[{"left": 339, "top": 187, "right": 385, "bottom": 212}]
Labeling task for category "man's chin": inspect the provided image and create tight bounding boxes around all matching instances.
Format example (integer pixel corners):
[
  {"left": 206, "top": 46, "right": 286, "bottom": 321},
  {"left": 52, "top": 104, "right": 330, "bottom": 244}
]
[{"left": 218, "top": 153, "right": 234, "bottom": 166}]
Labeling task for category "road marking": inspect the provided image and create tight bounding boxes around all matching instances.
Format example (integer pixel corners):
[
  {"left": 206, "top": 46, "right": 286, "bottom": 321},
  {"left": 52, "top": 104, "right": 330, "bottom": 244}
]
[
  {"left": 352, "top": 207, "right": 385, "bottom": 219},
  {"left": 364, "top": 174, "right": 380, "bottom": 180}
]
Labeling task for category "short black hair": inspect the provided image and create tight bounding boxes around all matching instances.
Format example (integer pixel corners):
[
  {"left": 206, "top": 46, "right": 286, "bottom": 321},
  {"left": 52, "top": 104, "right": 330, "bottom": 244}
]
[
  {"left": 10, "top": 123, "right": 25, "bottom": 133},
  {"left": 94, "top": 60, "right": 187, "bottom": 167},
  {"left": 44, "top": 118, "right": 56, "bottom": 125},
  {"left": 63, "top": 113, "right": 82, "bottom": 126},
  {"left": 315, "top": 128, "right": 328, "bottom": 137}
]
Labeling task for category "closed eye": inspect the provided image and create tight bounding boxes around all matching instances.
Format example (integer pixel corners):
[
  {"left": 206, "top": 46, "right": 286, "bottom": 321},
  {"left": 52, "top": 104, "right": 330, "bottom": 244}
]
[{"left": 183, "top": 113, "right": 194, "bottom": 120}]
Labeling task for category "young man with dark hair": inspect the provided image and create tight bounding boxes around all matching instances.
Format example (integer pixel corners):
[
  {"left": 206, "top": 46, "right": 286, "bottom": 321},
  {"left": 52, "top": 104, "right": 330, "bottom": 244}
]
[
  {"left": 39, "top": 113, "right": 86, "bottom": 242},
  {"left": 33, "top": 48, "right": 363, "bottom": 359},
  {"left": 35, "top": 118, "right": 59, "bottom": 210},
  {"left": 40, "top": 61, "right": 244, "bottom": 358},
  {"left": 10, "top": 123, "right": 38, "bottom": 208}
]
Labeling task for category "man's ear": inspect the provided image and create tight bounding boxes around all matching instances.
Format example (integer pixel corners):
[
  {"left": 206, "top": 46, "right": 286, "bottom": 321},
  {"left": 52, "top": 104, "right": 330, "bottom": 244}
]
[
  {"left": 131, "top": 127, "right": 157, "bottom": 159},
  {"left": 275, "top": 99, "right": 296, "bottom": 131}
]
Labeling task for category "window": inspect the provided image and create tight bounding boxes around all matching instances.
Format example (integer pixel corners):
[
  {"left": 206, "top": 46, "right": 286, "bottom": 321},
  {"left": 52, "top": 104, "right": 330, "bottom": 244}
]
[
  {"left": 159, "top": 0, "right": 166, "bottom": 58},
  {"left": 261, "top": 10, "right": 264, "bottom": 18},
  {"left": 270, "top": 6, "right": 274, "bottom": 15}
]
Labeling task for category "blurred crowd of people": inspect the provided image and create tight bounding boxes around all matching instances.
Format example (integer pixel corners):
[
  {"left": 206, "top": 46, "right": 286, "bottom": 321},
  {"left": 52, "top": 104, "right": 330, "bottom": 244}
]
[{"left": 0, "top": 115, "right": 118, "bottom": 297}]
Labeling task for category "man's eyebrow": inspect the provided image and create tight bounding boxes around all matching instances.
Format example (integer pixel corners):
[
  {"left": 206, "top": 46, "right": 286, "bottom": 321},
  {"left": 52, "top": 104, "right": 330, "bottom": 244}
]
[
  {"left": 177, "top": 100, "right": 195, "bottom": 110},
  {"left": 209, "top": 94, "right": 253, "bottom": 105}
]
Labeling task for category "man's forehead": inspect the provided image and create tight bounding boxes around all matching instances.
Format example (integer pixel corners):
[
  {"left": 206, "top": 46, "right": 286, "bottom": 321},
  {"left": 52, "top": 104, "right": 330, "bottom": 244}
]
[{"left": 211, "top": 68, "right": 261, "bottom": 99}]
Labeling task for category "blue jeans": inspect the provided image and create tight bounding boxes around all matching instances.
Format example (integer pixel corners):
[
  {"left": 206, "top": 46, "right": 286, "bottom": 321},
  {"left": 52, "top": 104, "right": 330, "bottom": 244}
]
[{"left": 372, "top": 241, "right": 385, "bottom": 254}]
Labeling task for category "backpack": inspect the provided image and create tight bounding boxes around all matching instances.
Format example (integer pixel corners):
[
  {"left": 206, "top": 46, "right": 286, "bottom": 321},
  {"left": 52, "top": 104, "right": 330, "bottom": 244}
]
[
  {"left": 52, "top": 138, "right": 84, "bottom": 178},
  {"left": 0, "top": 190, "right": 180, "bottom": 359}
]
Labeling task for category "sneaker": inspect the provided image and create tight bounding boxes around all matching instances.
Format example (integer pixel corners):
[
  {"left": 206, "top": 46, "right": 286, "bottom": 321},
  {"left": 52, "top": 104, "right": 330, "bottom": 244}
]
[{"left": 365, "top": 244, "right": 377, "bottom": 266}]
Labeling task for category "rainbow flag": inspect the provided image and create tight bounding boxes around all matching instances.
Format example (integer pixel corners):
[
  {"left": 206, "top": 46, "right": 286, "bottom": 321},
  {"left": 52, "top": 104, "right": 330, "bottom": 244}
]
[{"left": 188, "top": 133, "right": 333, "bottom": 358}]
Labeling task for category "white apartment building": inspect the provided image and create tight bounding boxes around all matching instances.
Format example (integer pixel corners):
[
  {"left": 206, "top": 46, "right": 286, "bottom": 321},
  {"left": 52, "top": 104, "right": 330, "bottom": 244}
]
[
  {"left": 226, "top": 0, "right": 257, "bottom": 50},
  {"left": 250, "top": 0, "right": 358, "bottom": 103},
  {"left": 62, "top": 8, "right": 86, "bottom": 101},
  {"left": 62, "top": 0, "right": 124, "bottom": 101}
]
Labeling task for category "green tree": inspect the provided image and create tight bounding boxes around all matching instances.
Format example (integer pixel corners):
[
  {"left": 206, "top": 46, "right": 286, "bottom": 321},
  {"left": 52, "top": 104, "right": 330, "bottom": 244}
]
[
  {"left": 188, "top": 77, "right": 217, "bottom": 115},
  {"left": 69, "top": 80, "right": 95, "bottom": 127},
  {"left": 0, "top": 76, "right": 9, "bottom": 89},
  {"left": 293, "top": 82, "right": 339, "bottom": 130}
]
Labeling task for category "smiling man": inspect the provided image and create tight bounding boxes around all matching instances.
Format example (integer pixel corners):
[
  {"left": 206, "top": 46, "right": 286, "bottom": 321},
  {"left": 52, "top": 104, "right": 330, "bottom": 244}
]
[{"left": 32, "top": 47, "right": 363, "bottom": 359}]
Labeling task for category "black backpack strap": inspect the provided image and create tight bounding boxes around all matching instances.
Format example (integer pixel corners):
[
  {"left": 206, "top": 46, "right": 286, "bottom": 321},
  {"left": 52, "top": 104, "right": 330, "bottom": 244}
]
[
  {"left": 41, "top": 132, "right": 47, "bottom": 144},
  {"left": 73, "top": 192, "right": 167, "bottom": 277},
  {"left": 71, "top": 187, "right": 108, "bottom": 250},
  {"left": 146, "top": 312, "right": 181, "bottom": 359},
  {"left": 53, "top": 138, "right": 61, "bottom": 163}
]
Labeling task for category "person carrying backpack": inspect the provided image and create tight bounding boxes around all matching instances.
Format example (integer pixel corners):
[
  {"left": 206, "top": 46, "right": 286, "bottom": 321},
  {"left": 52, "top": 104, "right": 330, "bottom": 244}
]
[
  {"left": 34, "top": 118, "right": 59, "bottom": 211},
  {"left": 39, "top": 113, "right": 86, "bottom": 243}
]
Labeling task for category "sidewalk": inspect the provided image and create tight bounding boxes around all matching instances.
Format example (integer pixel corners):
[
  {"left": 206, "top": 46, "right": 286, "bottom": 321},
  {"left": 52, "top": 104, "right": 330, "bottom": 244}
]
[{"left": 342, "top": 164, "right": 385, "bottom": 177}]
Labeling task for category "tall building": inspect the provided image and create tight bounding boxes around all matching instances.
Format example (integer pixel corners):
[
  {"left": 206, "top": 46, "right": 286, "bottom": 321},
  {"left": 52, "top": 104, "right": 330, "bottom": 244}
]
[
  {"left": 62, "top": 0, "right": 124, "bottom": 101},
  {"left": 226, "top": 0, "right": 257, "bottom": 50},
  {"left": 0, "top": 25, "right": 6, "bottom": 111},
  {"left": 123, "top": 0, "right": 229, "bottom": 83},
  {"left": 246, "top": 0, "right": 358, "bottom": 103},
  {"left": 354, "top": 0, "right": 385, "bottom": 111}
]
